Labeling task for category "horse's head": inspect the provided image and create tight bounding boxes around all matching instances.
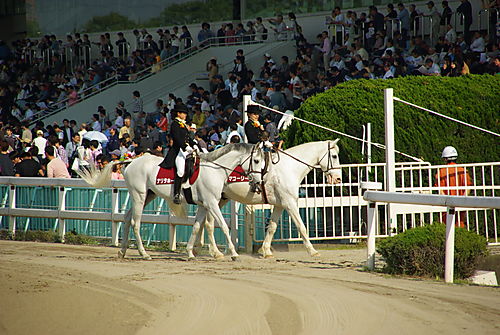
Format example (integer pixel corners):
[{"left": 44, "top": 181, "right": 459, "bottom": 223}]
[
  {"left": 241, "top": 143, "right": 267, "bottom": 184},
  {"left": 318, "top": 139, "right": 342, "bottom": 184}
]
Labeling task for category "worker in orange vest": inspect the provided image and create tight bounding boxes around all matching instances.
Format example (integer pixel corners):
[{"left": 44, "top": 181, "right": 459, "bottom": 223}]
[{"left": 435, "top": 146, "right": 473, "bottom": 228}]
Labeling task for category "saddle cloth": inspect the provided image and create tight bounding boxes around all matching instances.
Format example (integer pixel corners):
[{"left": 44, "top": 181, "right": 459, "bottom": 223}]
[
  {"left": 227, "top": 165, "right": 250, "bottom": 183},
  {"left": 156, "top": 158, "right": 200, "bottom": 185}
]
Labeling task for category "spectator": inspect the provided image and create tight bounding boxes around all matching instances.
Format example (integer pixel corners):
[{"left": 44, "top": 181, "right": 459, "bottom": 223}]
[
  {"left": 0, "top": 141, "right": 14, "bottom": 176},
  {"left": 119, "top": 116, "right": 134, "bottom": 140},
  {"left": 45, "top": 146, "right": 70, "bottom": 178},
  {"left": 456, "top": 0, "right": 473, "bottom": 44},
  {"left": 15, "top": 151, "right": 43, "bottom": 177},
  {"left": 33, "top": 130, "right": 48, "bottom": 158},
  {"left": 131, "top": 91, "right": 143, "bottom": 114}
]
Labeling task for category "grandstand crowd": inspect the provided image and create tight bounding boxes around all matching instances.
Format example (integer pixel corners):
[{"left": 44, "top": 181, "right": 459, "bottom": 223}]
[{"left": 0, "top": 2, "right": 498, "bottom": 178}]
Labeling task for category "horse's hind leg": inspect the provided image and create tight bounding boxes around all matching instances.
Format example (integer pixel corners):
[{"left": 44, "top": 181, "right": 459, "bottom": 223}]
[
  {"left": 119, "top": 191, "right": 156, "bottom": 259},
  {"left": 118, "top": 208, "right": 133, "bottom": 258},
  {"left": 186, "top": 207, "right": 209, "bottom": 259}
]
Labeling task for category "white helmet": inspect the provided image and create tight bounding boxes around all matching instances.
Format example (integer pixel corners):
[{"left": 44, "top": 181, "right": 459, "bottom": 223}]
[{"left": 441, "top": 146, "right": 458, "bottom": 159}]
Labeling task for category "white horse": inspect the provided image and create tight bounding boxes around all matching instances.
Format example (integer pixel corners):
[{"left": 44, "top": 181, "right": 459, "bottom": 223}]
[
  {"left": 187, "top": 140, "right": 342, "bottom": 258},
  {"left": 78, "top": 143, "right": 266, "bottom": 260}
]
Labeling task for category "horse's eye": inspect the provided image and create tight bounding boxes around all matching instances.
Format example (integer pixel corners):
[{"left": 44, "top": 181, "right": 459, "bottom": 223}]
[
  {"left": 332, "top": 155, "right": 338, "bottom": 159},
  {"left": 254, "top": 159, "right": 259, "bottom": 164}
]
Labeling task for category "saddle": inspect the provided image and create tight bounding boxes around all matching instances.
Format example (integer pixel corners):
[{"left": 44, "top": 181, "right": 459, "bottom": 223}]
[{"left": 156, "top": 156, "right": 200, "bottom": 185}]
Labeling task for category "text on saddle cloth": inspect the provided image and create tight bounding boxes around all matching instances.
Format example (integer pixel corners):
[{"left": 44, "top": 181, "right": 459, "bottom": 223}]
[
  {"left": 156, "top": 158, "right": 200, "bottom": 185},
  {"left": 227, "top": 165, "right": 251, "bottom": 183}
]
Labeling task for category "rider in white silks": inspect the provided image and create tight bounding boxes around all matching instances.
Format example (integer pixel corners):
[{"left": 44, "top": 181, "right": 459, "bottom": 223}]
[{"left": 159, "top": 104, "right": 197, "bottom": 204}]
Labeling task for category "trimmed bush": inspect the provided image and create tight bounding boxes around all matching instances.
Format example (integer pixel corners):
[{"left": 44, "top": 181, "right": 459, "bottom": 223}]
[
  {"left": 64, "top": 231, "right": 99, "bottom": 245},
  {"left": 377, "top": 223, "right": 488, "bottom": 279},
  {"left": 13, "top": 230, "right": 61, "bottom": 243},
  {"left": 285, "top": 75, "right": 500, "bottom": 164}
]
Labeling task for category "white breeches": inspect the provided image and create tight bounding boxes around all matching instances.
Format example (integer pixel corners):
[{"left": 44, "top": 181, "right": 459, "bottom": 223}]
[{"left": 175, "top": 150, "right": 186, "bottom": 177}]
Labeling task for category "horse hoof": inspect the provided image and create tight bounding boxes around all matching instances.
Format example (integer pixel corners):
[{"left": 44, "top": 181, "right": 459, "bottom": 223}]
[
  {"left": 214, "top": 253, "right": 225, "bottom": 260},
  {"left": 117, "top": 250, "right": 125, "bottom": 258},
  {"left": 188, "top": 256, "right": 196, "bottom": 261},
  {"left": 231, "top": 256, "right": 240, "bottom": 262},
  {"left": 142, "top": 255, "right": 152, "bottom": 260},
  {"left": 264, "top": 254, "right": 274, "bottom": 259},
  {"left": 311, "top": 251, "right": 321, "bottom": 257}
]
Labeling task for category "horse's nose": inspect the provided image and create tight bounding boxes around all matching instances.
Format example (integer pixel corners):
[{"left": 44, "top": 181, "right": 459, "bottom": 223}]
[{"left": 334, "top": 177, "right": 342, "bottom": 184}]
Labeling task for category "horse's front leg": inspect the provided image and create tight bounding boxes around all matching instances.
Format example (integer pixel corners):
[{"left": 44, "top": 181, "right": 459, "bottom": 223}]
[
  {"left": 186, "top": 207, "right": 208, "bottom": 260},
  {"left": 259, "top": 207, "right": 283, "bottom": 258},
  {"left": 285, "top": 202, "right": 320, "bottom": 257}
]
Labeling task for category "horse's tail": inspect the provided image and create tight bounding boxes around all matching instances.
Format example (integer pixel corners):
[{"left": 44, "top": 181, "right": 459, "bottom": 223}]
[{"left": 77, "top": 161, "right": 129, "bottom": 188}]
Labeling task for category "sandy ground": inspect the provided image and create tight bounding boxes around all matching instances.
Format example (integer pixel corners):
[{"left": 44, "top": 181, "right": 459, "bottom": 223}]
[{"left": 0, "top": 240, "right": 499, "bottom": 335}]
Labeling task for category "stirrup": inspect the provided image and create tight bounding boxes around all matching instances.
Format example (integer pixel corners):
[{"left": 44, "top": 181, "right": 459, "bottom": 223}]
[{"left": 173, "top": 194, "right": 181, "bottom": 204}]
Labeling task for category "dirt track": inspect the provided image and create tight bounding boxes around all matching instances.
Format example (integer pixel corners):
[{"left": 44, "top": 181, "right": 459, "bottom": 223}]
[{"left": 0, "top": 240, "right": 499, "bottom": 335}]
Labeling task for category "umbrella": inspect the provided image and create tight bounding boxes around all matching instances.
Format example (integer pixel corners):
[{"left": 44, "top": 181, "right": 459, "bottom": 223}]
[{"left": 83, "top": 131, "right": 108, "bottom": 142}]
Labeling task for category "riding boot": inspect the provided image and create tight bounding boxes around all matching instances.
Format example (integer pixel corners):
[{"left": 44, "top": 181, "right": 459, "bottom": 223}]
[{"left": 173, "top": 176, "right": 182, "bottom": 204}]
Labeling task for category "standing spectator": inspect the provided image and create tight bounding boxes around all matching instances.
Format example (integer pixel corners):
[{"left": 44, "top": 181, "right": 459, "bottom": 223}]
[
  {"left": 198, "top": 22, "right": 215, "bottom": 45},
  {"left": 268, "top": 14, "right": 287, "bottom": 40},
  {"left": 0, "top": 141, "right": 14, "bottom": 176},
  {"left": 61, "top": 119, "right": 74, "bottom": 146},
  {"left": 180, "top": 26, "right": 193, "bottom": 50},
  {"left": 21, "top": 122, "right": 32, "bottom": 144},
  {"left": 66, "top": 133, "right": 80, "bottom": 166},
  {"left": 131, "top": 91, "right": 143, "bottom": 114},
  {"left": 409, "top": 4, "right": 421, "bottom": 37},
  {"left": 45, "top": 146, "right": 70, "bottom": 178},
  {"left": 171, "top": 26, "right": 181, "bottom": 55},
  {"left": 425, "top": 1, "right": 441, "bottom": 46},
  {"left": 456, "top": 0, "right": 473, "bottom": 44},
  {"left": 254, "top": 17, "right": 267, "bottom": 41},
  {"left": 440, "top": 1, "right": 453, "bottom": 36},
  {"left": 397, "top": 3, "right": 411, "bottom": 41},
  {"left": 91, "top": 113, "right": 101, "bottom": 132},
  {"left": 315, "top": 31, "right": 332, "bottom": 72},
  {"left": 115, "top": 32, "right": 128, "bottom": 59},
  {"left": 33, "top": 130, "right": 48, "bottom": 158},
  {"left": 15, "top": 151, "right": 43, "bottom": 177}
]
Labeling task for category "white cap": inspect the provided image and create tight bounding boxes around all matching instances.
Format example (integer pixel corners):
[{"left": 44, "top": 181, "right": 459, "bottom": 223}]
[{"left": 264, "top": 53, "right": 271, "bottom": 57}]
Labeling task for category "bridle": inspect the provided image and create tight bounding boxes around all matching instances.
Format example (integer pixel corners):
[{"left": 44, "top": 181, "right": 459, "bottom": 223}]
[{"left": 275, "top": 142, "right": 339, "bottom": 174}]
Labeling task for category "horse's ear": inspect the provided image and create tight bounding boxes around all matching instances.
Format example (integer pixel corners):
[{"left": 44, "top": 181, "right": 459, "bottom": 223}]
[{"left": 331, "top": 138, "right": 340, "bottom": 146}]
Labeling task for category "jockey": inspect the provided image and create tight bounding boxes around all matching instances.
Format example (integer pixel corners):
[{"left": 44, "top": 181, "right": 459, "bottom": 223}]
[
  {"left": 159, "top": 104, "right": 196, "bottom": 204},
  {"left": 244, "top": 105, "right": 264, "bottom": 144}
]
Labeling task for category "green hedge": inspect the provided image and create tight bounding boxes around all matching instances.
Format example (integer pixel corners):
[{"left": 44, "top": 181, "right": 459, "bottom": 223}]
[
  {"left": 285, "top": 75, "right": 500, "bottom": 164},
  {"left": 377, "top": 223, "right": 488, "bottom": 279}
]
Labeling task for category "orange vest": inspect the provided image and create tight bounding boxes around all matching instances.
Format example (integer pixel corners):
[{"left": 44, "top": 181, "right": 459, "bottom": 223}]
[{"left": 435, "top": 162, "right": 472, "bottom": 196}]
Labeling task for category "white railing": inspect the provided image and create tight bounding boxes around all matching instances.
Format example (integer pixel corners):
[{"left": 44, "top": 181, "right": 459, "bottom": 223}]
[
  {"left": 0, "top": 177, "right": 241, "bottom": 251},
  {"left": 251, "top": 161, "right": 499, "bottom": 246},
  {"left": 363, "top": 191, "right": 500, "bottom": 283}
]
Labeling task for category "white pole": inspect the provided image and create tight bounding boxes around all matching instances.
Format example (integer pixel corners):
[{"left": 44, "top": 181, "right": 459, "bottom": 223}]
[
  {"left": 445, "top": 207, "right": 456, "bottom": 283},
  {"left": 111, "top": 188, "right": 120, "bottom": 246},
  {"left": 367, "top": 122, "right": 372, "bottom": 173},
  {"left": 8, "top": 185, "right": 16, "bottom": 236},
  {"left": 367, "top": 202, "right": 376, "bottom": 270},
  {"left": 384, "top": 88, "right": 397, "bottom": 235},
  {"left": 58, "top": 187, "right": 66, "bottom": 242}
]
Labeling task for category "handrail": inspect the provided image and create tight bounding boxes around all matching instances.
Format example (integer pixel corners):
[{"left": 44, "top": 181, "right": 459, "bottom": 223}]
[
  {"left": 385, "top": 18, "right": 402, "bottom": 39},
  {"left": 478, "top": 8, "right": 499, "bottom": 37}
]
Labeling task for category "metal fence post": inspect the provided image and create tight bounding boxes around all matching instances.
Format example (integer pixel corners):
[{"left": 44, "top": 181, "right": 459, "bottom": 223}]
[
  {"left": 58, "top": 187, "right": 66, "bottom": 241},
  {"left": 8, "top": 185, "right": 16, "bottom": 236},
  {"left": 445, "top": 207, "right": 456, "bottom": 283}
]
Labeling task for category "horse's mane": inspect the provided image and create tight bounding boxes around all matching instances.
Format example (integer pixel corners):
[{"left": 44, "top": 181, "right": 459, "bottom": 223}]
[{"left": 200, "top": 143, "right": 255, "bottom": 161}]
